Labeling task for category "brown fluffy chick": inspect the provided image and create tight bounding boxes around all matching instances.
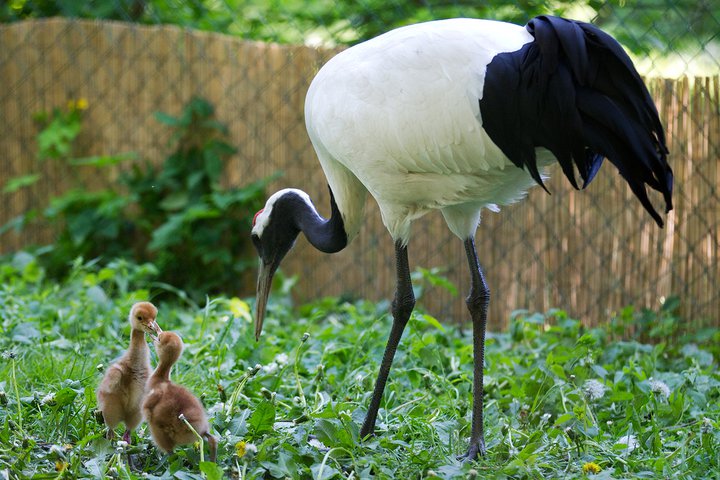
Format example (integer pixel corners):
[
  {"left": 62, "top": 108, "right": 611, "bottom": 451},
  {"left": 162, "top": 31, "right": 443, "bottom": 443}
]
[
  {"left": 96, "top": 302, "right": 162, "bottom": 443},
  {"left": 143, "top": 331, "right": 218, "bottom": 462}
]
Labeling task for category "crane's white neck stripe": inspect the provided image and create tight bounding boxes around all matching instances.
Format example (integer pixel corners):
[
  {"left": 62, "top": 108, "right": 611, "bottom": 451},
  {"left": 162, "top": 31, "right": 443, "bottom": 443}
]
[{"left": 252, "top": 188, "right": 313, "bottom": 237}]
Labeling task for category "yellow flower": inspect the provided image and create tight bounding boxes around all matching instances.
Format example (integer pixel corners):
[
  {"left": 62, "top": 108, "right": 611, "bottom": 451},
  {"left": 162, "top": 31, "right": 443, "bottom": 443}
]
[
  {"left": 235, "top": 440, "right": 247, "bottom": 457},
  {"left": 66, "top": 98, "right": 89, "bottom": 111},
  {"left": 582, "top": 462, "right": 602, "bottom": 474},
  {"left": 229, "top": 297, "right": 251, "bottom": 322}
]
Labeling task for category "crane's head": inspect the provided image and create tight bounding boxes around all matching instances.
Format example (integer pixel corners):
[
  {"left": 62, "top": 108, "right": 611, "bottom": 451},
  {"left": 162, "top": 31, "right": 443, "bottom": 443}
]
[
  {"left": 129, "top": 301, "right": 162, "bottom": 340},
  {"left": 250, "top": 189, "right": 306, "bottom": 341}
]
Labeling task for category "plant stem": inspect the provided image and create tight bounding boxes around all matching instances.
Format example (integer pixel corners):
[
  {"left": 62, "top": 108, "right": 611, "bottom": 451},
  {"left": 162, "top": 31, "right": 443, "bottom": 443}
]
[
  {"left": 179, "top": 413, "right": 204, "bottom": 465},
  {"left": 11, "top": 356, "right": 24, "bottom": 434}
]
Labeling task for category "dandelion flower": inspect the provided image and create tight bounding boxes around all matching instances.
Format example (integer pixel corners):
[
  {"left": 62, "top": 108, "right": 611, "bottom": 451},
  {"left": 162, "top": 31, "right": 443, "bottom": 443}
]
[
  {"left": 235, "top": 440, "right": 257, "bottom": 457},
  {"left": 235, "top": 440, "right": 247, "bottom": 457},
  {"left": 76, "top": 98, "right": 89, "bottom": 110},
  {"left": 583, "top": 379, "right": 606, "bottom": 401},
  {"left": 55, "top": 461, "right": 69, "bottom": 472},
  {"left": 649, "top": 378, "right": 671, "bottom": 399},
  {"left": 582, "top": 462, "right": 602, "bottom": 474}
]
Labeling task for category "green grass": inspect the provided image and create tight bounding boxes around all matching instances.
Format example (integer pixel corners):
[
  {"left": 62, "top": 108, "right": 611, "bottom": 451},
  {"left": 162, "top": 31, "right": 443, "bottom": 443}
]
[{"left": 1, "top": 253, "right": 719, "bottom": 479}]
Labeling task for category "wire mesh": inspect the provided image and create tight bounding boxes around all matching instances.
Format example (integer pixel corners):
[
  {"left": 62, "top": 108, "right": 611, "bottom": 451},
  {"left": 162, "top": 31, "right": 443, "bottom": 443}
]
[{"left": 1, "top": 1, "right": 718, "bottom": 332}]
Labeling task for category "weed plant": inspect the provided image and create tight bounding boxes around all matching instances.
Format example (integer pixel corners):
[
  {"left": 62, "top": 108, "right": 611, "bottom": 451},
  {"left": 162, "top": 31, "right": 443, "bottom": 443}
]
[{"left": 0, "top": 254, "right": 718, "bottom": 479}]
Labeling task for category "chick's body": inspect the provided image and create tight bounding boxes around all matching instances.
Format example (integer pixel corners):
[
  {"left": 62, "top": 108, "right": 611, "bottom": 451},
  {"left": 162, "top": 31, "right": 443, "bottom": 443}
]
[
  {"left": 143, "top": 331, "right": 217, "bottom": 462},
  {"left": 96, "top": 302, "right": 160, "bottom": 442}
]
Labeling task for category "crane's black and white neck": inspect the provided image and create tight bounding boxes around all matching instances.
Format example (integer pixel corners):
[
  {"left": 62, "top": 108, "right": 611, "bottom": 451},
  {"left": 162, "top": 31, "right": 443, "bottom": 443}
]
[{"left": 251, "top": 188, "right": 348, "bottom": 339}]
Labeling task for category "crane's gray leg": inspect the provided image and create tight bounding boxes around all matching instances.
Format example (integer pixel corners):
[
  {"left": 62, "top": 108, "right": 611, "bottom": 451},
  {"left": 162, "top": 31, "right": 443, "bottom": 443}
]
[
  {"left": 360, "top": 240, "right": 415, "bottom": 438},
  {"left": 461, "top": 236, "right": 489, "bottom": 460}
]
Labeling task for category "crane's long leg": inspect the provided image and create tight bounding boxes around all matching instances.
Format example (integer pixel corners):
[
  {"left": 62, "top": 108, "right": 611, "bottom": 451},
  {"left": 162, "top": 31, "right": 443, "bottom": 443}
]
[
  {"left": 360, "top": 240, "right": 415, "bottom": 438},
  {"left": 461, "top": 236, "right": 489, "bottom": 460}
]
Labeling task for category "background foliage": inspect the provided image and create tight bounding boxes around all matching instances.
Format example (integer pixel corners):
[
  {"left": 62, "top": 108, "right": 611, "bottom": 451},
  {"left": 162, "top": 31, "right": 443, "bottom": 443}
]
[
  {"left": 2, "top": 97, "right": 271, "bottom": 300},
  {"left": 2, "top": 0, "right": 719, "bottom": 78}
]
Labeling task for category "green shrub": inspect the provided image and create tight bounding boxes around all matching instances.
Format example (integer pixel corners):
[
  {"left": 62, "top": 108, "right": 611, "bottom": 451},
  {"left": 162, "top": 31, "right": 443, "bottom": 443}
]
[{"left": 1, "top": 97, "right": 275, "bottom": 299}]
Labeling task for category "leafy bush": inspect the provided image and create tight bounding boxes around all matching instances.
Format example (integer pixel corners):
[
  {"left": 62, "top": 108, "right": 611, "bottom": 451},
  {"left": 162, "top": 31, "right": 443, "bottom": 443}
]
[{"left": 1, "top": 97, "right": 274, "bottom": 299}]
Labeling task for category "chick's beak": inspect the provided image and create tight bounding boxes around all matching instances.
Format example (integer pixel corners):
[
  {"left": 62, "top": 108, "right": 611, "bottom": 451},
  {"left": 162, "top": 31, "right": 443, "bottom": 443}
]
[
  {"left": 254, "top": 260, "right": 276, "bottom": 342},
  {"left": 147, "top": 320, "right": 162, "bottom": 341}
]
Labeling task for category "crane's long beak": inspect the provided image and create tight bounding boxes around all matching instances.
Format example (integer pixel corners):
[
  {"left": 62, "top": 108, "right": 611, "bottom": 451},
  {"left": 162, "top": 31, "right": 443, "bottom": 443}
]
[{"left": 254, "top": 260, "right": 275, "bottom": 341}]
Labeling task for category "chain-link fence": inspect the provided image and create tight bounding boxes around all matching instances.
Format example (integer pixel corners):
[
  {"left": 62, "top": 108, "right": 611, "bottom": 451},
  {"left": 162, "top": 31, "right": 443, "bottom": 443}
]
[{"left": 1, "top": 1, "right": 718, "bottom": 332}]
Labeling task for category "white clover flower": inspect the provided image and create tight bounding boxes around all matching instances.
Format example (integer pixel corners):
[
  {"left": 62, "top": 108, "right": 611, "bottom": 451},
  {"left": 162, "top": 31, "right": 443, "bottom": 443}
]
[
  {"left": 262, "top": 362, "right": 278, "bottom": 375},
  {"left": 207, "top": 402, "right": 225, "bottom": 416},
  {"left": 617, "top": 434, "right": 639, "bottom": 452},
  {"left": 41, "top": 393, "right": 56, "bottom": 406},
  {"left": 702, "top": 417, "right": 713, "bottom": 434},
  {"left": 541, "top": 413, "right": 552, "bottom": 423},
  {"left": 49, "top": 444, "right": 64, "bottom": 456},
  {"left": 275, "top": 353, "right": 289, "bottom": 365},
  {"left": 583, "top": 379, "right": 606, "bottom": 401},
  {"left": 116, "top": 440, "right": 129, "bottom": 449},
  {"left": 649, "top": 378, "right": 671, "bottom": 399},
  {"left": 308, "top": 438, "right": 327, "bottom": 450},
  {"left": 354, "top": 373, "right": 364, "bottom": 383}
]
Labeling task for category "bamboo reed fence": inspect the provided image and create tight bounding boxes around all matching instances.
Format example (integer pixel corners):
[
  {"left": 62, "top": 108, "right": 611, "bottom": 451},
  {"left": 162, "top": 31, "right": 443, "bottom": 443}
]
[{"left": 1, "top": 19, "right": 718, "bottom": 331}]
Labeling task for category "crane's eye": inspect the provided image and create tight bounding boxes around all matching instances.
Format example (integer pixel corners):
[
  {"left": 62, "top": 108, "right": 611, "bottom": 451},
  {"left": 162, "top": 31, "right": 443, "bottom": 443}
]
[
  {"left": 252, "top": 209, "right": 264, "bottom": 227},
  {"left": 136, "top": 315, "right": 142, "bottom": 320}
]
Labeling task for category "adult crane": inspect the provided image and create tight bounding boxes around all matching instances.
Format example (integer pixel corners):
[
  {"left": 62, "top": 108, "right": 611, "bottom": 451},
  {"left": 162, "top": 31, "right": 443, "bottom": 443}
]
[{"left": 250, "top": 15, "right": 672, "bottom": 460}]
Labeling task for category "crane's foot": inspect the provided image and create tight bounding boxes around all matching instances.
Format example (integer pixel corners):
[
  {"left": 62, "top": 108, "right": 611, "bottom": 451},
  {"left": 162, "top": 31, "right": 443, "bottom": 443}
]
[
  {"left": 359, "top": 424, "right": 376, "bottom": 441},
  {"left": 457, "top": 439, "right": 486, "bottom": 462}
]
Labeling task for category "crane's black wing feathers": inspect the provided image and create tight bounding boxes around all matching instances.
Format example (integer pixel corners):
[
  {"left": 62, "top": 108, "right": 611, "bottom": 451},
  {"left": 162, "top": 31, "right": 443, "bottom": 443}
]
[{"left": 479, "top": 15, "right": 672, "bottom": 226}]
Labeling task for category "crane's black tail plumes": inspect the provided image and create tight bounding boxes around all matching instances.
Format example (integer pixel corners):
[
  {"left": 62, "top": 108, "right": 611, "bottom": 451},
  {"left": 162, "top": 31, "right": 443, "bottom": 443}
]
[{"left": 479, "top": 15, "right": 673, "bottom": 226}]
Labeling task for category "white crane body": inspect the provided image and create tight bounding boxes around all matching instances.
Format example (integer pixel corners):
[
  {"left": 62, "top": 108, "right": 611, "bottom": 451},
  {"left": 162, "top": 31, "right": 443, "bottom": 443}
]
[{"left": 306, "top": 19, "right": 553, "bottom": 242}]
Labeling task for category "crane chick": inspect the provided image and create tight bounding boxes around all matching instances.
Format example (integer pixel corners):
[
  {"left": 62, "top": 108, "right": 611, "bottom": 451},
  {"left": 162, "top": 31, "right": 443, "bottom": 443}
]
[
  {"left": 96, "top": 301, "right": 161, "bottom": 443},
  {"left": 143, "top": 331, "right": 217, "bottom": 462}
]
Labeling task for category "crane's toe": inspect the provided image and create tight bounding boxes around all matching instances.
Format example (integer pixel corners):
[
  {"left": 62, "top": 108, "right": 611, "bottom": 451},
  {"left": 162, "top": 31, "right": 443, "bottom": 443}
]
[{"left": 458, "top": 439, "right": 486, "bottom": 462}]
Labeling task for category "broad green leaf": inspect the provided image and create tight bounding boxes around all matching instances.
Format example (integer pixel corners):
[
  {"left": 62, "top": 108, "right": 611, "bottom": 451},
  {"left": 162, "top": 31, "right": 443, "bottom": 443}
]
[
  {"left": 159, "top": 192, "right": 190, "bottom": 211},
  {"left": 54, "top": 387, "right": 78, "bottom": 407},
  {"left": 199, "top": 462, "right": 224, "bottom": 480},
  {"left": 554, "top": 413, "right": 575, "bottom": 426},
  {"left": 420, "top": 314, "right": 446, "bottom": 332},
  {"left": 3, "top": 174, "right": 40, "bottom": 193},
  {"left": 68, "top": 152, "right": 136, "bottom": 167},
  {"left": 248, "top": 400, "right": 276, "bottom": 435},
  {"left": 608, "top": 391, "right": 636, "bottom": 402}
]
